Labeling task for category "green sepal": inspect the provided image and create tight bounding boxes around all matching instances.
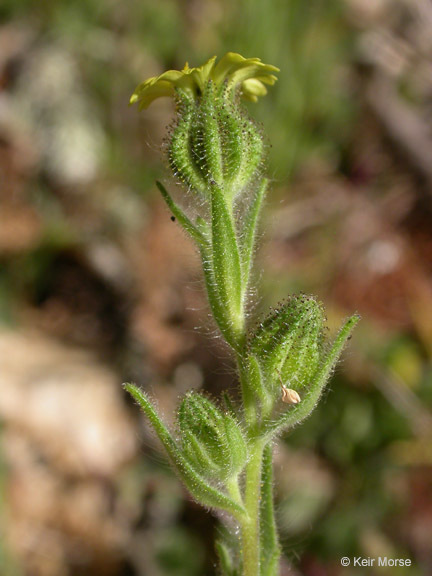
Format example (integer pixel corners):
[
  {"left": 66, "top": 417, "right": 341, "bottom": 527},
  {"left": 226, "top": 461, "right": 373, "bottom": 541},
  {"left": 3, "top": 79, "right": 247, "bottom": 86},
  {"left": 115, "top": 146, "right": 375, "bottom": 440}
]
[
  {"left": 178, "top": 392, "right": 248, "bottom": 483},
  {"left": 181, "top": 429, "right": 221, "bottom": 479},
  {"left": 211, "top": 183, "right": 244, "bottom": 346},
  {"left": 234, "top": 123, "right": 264, "bottom": 194},
  {"left": 169, "top": 102, "right": 208, "bottom": 196},
  {"left": 224, "top": 413, "right": 248, "bottom": 478},
  {"left": 218, "top": 103, "right": 243, "bottom": 191},
  {"left": 222, "top": 391, "right": 237, "bottom": 415},
  {"left": 249, "top": 295, "right": 325, "bottom": 401},
  {"left": 156, "top": 181, "right": 208, "bottom": 246},
  {"left": 259, "top": 444, "right": 281, "bottom": 575},
  {"left": 246, "top": 354, "right": 271, "bottom": 413},
  {"left": 124, "top": 384, "right": 246, "bottom": 517},
  {"left": 263, "top": 314, "right": 360, "bottom": 438},
  {"left": 200, "top": 82, "right": 223, "bottom": 185}
]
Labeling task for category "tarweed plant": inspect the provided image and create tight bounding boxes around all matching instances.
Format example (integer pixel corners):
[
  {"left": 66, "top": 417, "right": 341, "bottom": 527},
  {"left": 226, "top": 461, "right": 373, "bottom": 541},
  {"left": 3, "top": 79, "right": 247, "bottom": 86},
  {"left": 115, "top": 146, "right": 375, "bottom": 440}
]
[{"left": 125, "top": 53, "right": 359, "bottom": 576}]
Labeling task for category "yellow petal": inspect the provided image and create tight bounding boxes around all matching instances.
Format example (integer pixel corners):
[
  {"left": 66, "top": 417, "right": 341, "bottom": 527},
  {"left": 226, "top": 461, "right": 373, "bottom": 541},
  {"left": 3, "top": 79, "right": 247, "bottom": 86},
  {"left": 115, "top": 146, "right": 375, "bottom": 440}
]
[
  {"left": 191, "top": 55, "right": 217, "bottom": 92},
  {"left": 241, "top": 78, "right": 268, "bottom": 101},
  {"left": 130, "top": 53, "right": 279, "bottom": 109},
  {"left": 130, "top": 78, "right": 175, "bottom": 109},
  {"left": 157, "top": 70, "right": 185, "bottom": 83},
  {"left": 211, "top": 52, "right": 253, "bottom": 85},
  {"left": 229, "top": 64, "right": 279, "bottom": 87}
]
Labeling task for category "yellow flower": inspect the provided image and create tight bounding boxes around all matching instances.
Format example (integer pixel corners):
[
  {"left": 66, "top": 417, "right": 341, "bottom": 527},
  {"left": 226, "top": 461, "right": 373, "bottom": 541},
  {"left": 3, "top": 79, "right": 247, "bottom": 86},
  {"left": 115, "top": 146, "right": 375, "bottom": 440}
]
[{"left": 130, "top": 52, "right": 279, "bottom": 109}]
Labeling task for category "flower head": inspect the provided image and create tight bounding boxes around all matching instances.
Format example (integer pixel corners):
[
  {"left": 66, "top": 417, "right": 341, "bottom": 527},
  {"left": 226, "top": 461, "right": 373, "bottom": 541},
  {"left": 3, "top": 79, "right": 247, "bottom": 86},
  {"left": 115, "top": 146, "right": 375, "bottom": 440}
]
[{"left": 130, "top": 52, "right": 279, "bottom": 109}]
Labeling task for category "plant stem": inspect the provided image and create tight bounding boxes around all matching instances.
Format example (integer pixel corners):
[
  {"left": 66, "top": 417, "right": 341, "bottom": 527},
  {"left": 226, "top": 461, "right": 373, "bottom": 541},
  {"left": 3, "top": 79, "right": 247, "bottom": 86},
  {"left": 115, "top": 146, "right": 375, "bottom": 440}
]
[
  {"left": 241, "top": 438, "right": 265, "bottom": 576},
  {"left": 260, "top": 444, "right": 281, "bottom": 575},
  {"left": 236, "top": 342, "right": 267, "bottom": 575},
  {"left": 237, "top": 353, "right": 256, "bottom": 427}
]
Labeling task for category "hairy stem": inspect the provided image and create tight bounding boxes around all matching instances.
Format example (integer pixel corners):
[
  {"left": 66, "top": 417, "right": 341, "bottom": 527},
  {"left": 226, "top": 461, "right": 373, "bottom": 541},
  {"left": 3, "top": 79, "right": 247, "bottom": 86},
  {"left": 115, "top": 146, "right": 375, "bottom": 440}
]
[
  {"left": 241, "top": 439, "right": 265, "bottom": 576},
  {"left": 236, "top": 344, "right": 268, "bottom": 575},
  {"left": 237, "top": 352, "right": 258, "bottom": 428},
  {"left": 260, "top": 444, "right": 281, "bottom": 575}
]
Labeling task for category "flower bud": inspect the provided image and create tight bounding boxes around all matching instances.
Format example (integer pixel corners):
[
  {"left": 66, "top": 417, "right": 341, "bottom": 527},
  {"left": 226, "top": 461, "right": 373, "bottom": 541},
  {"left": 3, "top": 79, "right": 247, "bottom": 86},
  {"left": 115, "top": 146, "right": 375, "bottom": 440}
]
[
  {"left": 178, "top": 392, "right": 247, "bottom": 483},
  {"left": 131, "top": 53, "right": 278, "bottom": 202},
  {"left": 169, "top": 81, "right": 265, "bottom": 200},
  {"left": 131, "top": 54, "right": 279, "bottom": 348},
  {"left": 249, "top": 295, "right": 325, "bottom": 398}
]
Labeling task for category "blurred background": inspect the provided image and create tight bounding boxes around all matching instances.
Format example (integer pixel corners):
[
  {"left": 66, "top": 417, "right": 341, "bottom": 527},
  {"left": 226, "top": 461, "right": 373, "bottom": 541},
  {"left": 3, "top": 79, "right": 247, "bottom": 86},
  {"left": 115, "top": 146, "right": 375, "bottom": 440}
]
[{"left": 1, "top": 0, "right": 431, "bottom": 574}]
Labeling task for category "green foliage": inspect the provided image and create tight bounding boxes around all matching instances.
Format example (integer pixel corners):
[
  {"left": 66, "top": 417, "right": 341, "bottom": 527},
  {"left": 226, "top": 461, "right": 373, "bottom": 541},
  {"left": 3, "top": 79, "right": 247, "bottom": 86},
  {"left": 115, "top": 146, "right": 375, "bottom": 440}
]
[{"left": 126, "top": 53, "right": 358, "bottom": 576}]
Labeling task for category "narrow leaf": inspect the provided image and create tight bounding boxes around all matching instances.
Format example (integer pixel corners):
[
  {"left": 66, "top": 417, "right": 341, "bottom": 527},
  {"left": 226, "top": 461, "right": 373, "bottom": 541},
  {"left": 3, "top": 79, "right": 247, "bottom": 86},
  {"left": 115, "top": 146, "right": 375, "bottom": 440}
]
[
  {"left": 211, "top": 183, "right": 244, "bottom": 343},
  {"left": 156, "top": 181, "right": 207, "bottom": 246},
  {"left": 199, "top": 243, "right": 239, "bottom": 349},
  {"left": 239, "top": 178, "right": 267, "bottom": 290}
]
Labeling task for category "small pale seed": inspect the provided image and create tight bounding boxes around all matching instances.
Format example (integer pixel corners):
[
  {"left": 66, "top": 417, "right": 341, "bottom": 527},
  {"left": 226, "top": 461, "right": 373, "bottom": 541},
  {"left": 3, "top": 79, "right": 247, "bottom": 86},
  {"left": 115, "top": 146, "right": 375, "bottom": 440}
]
[{"left": 281, "top": 386, "right": 301, "bottom": 405}]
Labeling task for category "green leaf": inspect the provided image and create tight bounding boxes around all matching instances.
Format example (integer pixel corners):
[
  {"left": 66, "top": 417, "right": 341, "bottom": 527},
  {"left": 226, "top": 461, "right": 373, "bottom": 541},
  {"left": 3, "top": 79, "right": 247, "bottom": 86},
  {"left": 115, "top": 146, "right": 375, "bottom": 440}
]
[
  {"left": 199, "top": 243, "right": 239, "bottom": 349},
  {"left": 239, "top": 178, "right": 267, "bottom": 292},
  {"left": 210, "top": 183, "right": 244, "bottom": 345},
  {"left": 222, "top": 391, "right": 237, "bottom": 415},
  {"left": 124, "top": 384, "right": 246, "bottom": 517},
  {"left": 156, "top": 181, "right": 208, "bottom": 246}
]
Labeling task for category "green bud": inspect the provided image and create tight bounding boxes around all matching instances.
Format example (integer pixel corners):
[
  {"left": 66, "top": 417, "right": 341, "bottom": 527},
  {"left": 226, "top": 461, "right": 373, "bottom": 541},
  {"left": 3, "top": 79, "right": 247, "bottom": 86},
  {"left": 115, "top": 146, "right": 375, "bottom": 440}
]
[
  {"left": 178, "top": 392, "right": 247, "bottom": 483},
  {"left": 169, "top": 82, "right": 265, "bottom": 201},
  {"left": 249, "top": 295, "right": 360, "bottom": 433},
  {"left": 132, "top": 56, "right": 277, "bottom": 349},
  {"left": 131, "top": 53, "right": 278, "bottom": 202},
  {"left": 250, "top": 295, "right": 325, "bottom": 398}
]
